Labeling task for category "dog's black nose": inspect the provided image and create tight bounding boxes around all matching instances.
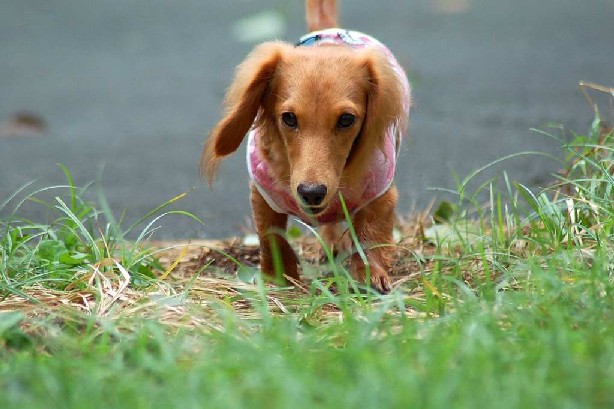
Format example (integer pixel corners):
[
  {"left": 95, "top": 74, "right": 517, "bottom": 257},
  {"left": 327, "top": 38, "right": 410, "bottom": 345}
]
[{"left": 297, "top": 183, "right": 327, "bottom": 207}]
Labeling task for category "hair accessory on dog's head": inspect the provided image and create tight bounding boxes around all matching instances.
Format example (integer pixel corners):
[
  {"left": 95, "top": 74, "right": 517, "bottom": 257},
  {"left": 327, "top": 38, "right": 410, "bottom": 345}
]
[
  {"left": 297, "top": 29, "right": 364, "bottom": 48},
  {"left": 296, "top": 34, "right": 321, "bottom": 47}
]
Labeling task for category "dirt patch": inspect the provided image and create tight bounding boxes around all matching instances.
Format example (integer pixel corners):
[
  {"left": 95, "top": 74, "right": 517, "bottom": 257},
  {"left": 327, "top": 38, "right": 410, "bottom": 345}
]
[
  {"left": 155, "top": 210, "right": 434, "bottom": 288},
  {"left": 1, "top": 215, "right": 436, "bottom": 329}
]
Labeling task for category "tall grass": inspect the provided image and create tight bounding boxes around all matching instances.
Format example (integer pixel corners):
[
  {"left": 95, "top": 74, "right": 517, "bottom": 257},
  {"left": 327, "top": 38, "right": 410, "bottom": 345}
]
[
  {"left": 1, "top": 85, "right": 614, "bottom": 408},
  {"left": 0, "top": 166, "right": 202, "bottom": 297}
]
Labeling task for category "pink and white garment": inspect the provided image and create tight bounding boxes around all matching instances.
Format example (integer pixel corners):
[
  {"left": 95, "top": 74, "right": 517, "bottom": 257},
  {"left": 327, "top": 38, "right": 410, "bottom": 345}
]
[{"left": 247, "top": 28, "right": 411, "bottom": 226}]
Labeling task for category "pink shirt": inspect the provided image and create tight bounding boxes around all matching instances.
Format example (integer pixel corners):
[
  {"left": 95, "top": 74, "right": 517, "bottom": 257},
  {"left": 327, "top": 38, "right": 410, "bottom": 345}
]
[{"left": 247, "top": 29, "right": 411, "bottom": 226}]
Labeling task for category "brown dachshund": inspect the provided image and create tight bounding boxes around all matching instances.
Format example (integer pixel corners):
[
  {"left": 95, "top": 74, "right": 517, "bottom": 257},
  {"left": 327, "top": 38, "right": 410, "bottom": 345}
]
[{"left": 202, "top": 0, "right": 411, "bottom": 293}]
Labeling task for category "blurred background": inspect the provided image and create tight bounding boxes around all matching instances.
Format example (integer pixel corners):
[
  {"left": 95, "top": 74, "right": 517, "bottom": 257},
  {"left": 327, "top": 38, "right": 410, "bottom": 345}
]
[{"left": 1, "top": 0, "right": 613, "bottom": 238}]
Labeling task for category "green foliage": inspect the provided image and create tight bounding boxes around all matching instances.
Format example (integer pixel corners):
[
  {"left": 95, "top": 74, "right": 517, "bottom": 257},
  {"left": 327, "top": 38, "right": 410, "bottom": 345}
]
[
  {"left": 0, "top": 166, "right": 200, "bottom": 296},
  {"left": 2, "top": 99, "right": 614, "bottom": 408},
  {"left": 1, "top": 258, "right": 613, "bottom": 409}
]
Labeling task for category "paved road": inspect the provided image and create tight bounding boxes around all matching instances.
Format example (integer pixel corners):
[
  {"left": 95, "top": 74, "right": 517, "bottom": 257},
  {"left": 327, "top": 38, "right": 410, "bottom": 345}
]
[{"left": 1, "top": 0, "right": 613, "bottom": 238}]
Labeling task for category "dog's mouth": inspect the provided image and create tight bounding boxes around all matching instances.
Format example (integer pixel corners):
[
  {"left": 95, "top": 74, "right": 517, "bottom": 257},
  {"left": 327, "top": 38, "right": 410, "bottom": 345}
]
[{"left": 302, "top": 204, "right": 327, "bottom": 216}]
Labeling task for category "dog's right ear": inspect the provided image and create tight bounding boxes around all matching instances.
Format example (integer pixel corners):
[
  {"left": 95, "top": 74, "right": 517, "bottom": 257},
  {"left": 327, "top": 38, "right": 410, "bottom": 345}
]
[{"left": 201, "top": 42, "right": 289, "bottom": 184}]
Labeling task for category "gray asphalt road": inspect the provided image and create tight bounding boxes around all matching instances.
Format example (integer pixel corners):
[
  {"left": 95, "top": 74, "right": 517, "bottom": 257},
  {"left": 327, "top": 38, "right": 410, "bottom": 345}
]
[{"left": 1, "top": 0, "right": 613, "bottom": 238}]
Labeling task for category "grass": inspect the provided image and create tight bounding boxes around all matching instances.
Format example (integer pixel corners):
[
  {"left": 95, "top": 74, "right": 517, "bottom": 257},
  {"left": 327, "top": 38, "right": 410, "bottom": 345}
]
[{"left": 2, "top": 84, "right": 614, "bottom": 408}]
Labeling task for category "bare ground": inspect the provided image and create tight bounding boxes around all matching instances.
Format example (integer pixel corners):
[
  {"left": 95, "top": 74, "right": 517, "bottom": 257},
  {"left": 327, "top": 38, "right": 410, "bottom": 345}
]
[{"left": 1, "top": 213, "right": 438, "bottom": 330}]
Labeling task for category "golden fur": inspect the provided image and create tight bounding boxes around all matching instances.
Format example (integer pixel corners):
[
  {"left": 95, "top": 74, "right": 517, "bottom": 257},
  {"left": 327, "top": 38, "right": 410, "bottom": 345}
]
[{"left": 202, "top": 0, "right": 408, "bottom": 293}]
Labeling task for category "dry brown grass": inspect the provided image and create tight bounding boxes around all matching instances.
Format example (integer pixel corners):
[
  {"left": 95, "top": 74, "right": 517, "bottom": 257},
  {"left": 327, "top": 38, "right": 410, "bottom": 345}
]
[{"left": 1, "top": 213, "right": 438, "bottom": 331}]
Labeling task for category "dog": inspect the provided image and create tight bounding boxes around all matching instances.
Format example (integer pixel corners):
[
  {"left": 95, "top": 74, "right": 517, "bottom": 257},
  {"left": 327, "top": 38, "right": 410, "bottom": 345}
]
[{"left": 202, "top": 0, "right": 411, "bottom": 293}]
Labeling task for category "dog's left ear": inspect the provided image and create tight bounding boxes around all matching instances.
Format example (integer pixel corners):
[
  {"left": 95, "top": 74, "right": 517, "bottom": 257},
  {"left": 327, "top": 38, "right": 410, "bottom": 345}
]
[{"left": 359, "top": 49, "right": 407, "bottom": 152}]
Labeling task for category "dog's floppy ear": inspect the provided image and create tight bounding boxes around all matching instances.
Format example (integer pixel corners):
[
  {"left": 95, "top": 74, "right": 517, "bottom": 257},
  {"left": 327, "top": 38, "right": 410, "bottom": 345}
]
[
  {"left": 201, "top": 41, "right": 289, "bottom": 184},
  {"left": 359, "top": 49, "right": 407, "bottom": 154}
]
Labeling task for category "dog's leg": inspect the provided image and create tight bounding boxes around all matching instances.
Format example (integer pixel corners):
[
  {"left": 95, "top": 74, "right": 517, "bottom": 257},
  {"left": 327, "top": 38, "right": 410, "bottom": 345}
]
[
  {"left": 349, "top": 185, "right": 398, "bottom": 293},
  {"left": 320, "top": 223, "right": 351, "bottom": 258},
  {"left": 250, "top": 185, "right": 300, "bottom": 282}
]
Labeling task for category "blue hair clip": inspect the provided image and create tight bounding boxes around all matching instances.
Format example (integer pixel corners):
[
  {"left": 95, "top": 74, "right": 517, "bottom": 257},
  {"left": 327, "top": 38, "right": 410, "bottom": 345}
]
[{"left": 296, "top": 34, "right": 321, "bottom": 47}]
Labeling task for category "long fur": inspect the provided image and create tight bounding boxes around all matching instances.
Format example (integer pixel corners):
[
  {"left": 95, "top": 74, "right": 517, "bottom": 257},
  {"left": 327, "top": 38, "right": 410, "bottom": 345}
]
[
  {"left": 201, "top": 0, "right": 409, "bottom": 293},
  {"left": 345, "top": 48, "right": 405, "bottom": 177},
  {"left": 201, "top": 42, "right": 292, "bottom": 184}
]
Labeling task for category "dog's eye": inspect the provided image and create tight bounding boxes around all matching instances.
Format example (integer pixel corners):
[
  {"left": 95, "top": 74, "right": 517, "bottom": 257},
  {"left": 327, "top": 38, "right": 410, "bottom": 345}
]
[
  {"left": 281, "top": 112, "right": 298, "bottom": 128},
  {"left": 337, "top": 113, "right": 355, "bottom": 129}
]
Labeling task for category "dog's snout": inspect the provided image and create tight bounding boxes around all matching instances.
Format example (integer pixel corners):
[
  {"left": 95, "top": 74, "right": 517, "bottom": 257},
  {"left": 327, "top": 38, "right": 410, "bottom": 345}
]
[{"left": 297, "top": 183, "right": 327, "bottom": 207}]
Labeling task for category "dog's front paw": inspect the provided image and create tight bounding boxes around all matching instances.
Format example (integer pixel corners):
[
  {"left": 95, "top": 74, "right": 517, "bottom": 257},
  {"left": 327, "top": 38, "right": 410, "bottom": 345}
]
[
  {"left": 350, "top": 255, "right": 392, "bottom": 294},
  {"left": 370, "top": 270, "right": 392, "bottom": 294}
]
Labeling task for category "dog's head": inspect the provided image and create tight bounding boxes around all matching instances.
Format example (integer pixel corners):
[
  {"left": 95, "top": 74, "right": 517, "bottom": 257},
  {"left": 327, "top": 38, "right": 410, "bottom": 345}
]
[{"left": 202, "top": 41, "right": 405, "bottom": 215}]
